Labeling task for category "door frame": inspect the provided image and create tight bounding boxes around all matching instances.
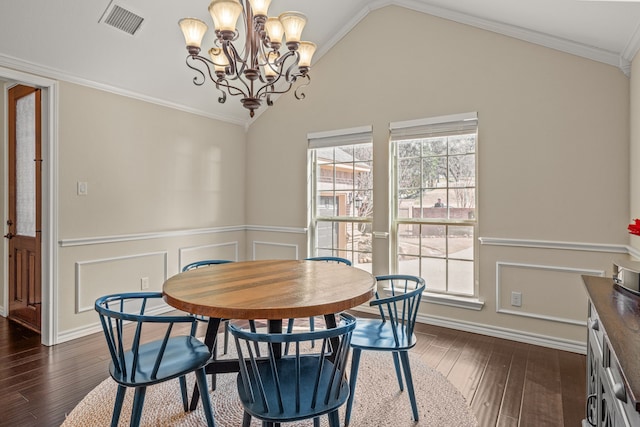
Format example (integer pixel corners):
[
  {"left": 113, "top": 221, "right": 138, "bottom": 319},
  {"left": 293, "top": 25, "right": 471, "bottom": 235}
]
[{"left": 1, "top": 66, "right": 58, "bottom": 346}]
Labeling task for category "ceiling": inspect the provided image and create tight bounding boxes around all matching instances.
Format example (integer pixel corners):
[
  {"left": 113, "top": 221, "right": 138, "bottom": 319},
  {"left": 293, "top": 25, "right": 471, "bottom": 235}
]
[{"left": 1, "top": 0, "right": 639, "bottom": 126}]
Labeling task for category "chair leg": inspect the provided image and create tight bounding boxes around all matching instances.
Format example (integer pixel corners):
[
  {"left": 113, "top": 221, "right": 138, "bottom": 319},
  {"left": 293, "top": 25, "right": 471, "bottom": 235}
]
[
  {"left": 327, "top": 410, "right": 340, "bottom": 427},
  {"left": 344, "top": 348, "right": 362, "bottom": 426},
  {"left": 392, "top": 351, "right": 404, "bottom": 391},
  {"left": 211, "top": 334, "right": 219, "bottom": 391},
  {"left": 195, "top": 368, "right": 216, "bottom": 427},
  {"left": 284, "top": 318, "right": 294, "bottom": 354},
  {"left": 179, "top": 375, "right": 188, "bottom": 412},
  {"left": 190, "top": 381, "right": 201, "bottom": 412},
  {"left": 242, "top": 411, "right": 252, "bottom": 427},
  {"left": 223, "top": 321, "right": 230, "bottom": 355},
  {"left": 130, "top": 386, "right": 147, "bottom": 427},
  {"left": 399, "top": 350, "right": 419, "bottom": 421},
  {"left": 111, "top": 385, "right": 127, "bottom": 427},
  {"left": 309, "top": 316, "right": 315, "bottom": 348}
]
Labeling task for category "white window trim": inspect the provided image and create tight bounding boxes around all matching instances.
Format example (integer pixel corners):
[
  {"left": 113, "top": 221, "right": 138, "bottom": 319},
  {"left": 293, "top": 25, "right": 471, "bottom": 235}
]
[
  {"left": 307, "top": 126, "right": 374, "bottom": 260},
  {"left": 389, "top": 112, "right": 479, "bottom": 298}
]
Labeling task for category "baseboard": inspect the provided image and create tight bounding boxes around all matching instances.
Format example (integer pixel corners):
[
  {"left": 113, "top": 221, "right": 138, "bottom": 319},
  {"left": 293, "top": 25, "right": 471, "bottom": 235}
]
[{"left": 352, "top": 306, "right": 587, "bottom": 355}]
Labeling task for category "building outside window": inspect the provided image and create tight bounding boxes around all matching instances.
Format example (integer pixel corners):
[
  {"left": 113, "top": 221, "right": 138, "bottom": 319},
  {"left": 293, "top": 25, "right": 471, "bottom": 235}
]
[
  {"left": 308, "top": 127, "right": 373, "bottom": 271},
  {"left": 391, "top": 113, "right": 478, "bottom": 296}
]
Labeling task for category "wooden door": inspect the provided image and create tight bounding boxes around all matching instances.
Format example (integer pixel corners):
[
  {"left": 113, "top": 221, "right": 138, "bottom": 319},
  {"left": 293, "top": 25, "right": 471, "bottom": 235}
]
[{"left": 6, "top": 84, "right": 42, "bottom": 332}]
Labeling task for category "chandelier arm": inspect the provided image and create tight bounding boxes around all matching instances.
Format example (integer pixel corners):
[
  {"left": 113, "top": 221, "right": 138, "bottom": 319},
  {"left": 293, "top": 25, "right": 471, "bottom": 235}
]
[
  {"left": 185, "top": 56, "right": 209, "bottom": 86},
  {"left": 294, "top": 74, "right": 311, "bottom": 100},
  {"left": 283, "top": 59, "right": 302, "bottom": 84},
  {"left": 215, "top": 84, "right": 227, "bottom": 104},
  {"left": 215, "top": 78, "right": 249, "bottom": 98},
  {"left": 221, "top": 42, "right": 253, "bottom": 95},
  {"left": 254, "top": 50, "right": 297, "bottom": 89}
]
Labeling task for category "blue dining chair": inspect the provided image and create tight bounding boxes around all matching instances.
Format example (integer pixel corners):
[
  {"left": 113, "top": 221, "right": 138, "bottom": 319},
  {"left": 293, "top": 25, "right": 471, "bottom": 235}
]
[
  {"left": 344, "top": 275, "right": 426, "bottom": 426},
  {"left": 95, "top": 292, "right": 215, "bottom": 427},
  {"left": 182, "top": 259, "right": 234, "bottom": 355},
  {"left": 304, "top": 256, "right": 352, "bottom": 266},
  {"left": 229, "top": 313, "right": 356, "bottom": 427},
  {"left": 286, "top": 256, "right": 352, "bottom": 349}
]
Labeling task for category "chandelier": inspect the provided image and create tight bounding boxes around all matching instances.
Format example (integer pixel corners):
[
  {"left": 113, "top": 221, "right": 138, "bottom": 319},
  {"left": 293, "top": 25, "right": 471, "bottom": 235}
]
[{"left": 178, "top": 0, "right": 316, "bottom": 117}]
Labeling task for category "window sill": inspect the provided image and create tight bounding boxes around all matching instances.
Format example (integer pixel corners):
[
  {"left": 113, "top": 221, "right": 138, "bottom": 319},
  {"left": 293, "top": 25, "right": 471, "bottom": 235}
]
[
  {"left": 421, "top": 292, "right": 484, "bottom": 311},
  {"left": 378, "top": 288, "right": 484, "bottom": 311}
]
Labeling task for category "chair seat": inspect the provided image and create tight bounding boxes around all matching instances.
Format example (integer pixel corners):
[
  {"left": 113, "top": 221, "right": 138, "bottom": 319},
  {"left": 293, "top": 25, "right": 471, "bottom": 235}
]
[
  {"left": 350, "top": 318, "right": 416, "bottom": 351},
  {"left": 110, "top": 336, "right": 211, "bottom": 387},
  {"left": 237, "top": 356, "right": 350, "bottom": 423}
]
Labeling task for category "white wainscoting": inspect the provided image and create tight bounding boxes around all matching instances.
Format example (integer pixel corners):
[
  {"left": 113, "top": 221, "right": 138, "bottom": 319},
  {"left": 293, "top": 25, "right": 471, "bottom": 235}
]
[
  {"left": 252, "top": 241, "right": 299, "bottom": 260},
  {"left": 178, "top": 241, "right": 239, "bottom": 269},
  {"left": 75, "top": 251, "right": 168, "bottom": 313},
  {"left": 495, "top": 261, "right": 604, "bottom": 326}
]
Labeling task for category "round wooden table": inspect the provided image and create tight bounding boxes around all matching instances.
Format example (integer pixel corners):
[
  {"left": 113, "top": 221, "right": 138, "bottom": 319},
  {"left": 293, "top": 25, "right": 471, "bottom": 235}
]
[
  {"left": 163, "top": 259, "right": 376, "bottom": 320},
  {"left": 163, "top": 259, "right": 375, "bottom": 410}
]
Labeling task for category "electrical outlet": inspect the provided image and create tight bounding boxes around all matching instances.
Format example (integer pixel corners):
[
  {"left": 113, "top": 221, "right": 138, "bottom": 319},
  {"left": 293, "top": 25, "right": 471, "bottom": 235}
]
[
  {"left": 140, "top": 277, "right": 149, "bottom": 290},
  {"left": 511, "top": 291, "right": 522, "bottom": 307},
  {"left": 77, "top": 181, "right": 88, "bottom": 196}
]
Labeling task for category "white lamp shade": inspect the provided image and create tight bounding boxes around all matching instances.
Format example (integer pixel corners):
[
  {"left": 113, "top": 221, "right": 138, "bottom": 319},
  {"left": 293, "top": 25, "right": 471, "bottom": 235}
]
[
  {"left": 209, "top": 47, "right": 229, "bottom": 72},
  {"left": 208, "top": 0, "right": 243, "bottom": 32},
  {"left": 248, "top": 0, "right": 272, "bottom": 17},
  {"left": 279, "top": 12, "right": 306, "bottom": 43},
  {"left": 178, "top": 18, "right": 208, "bottom": 48},
  {"left": 265, "top": 17, "right": 284, "bottom": 45},
  {"left": 263, "top": 51, "right": 279, "bottom": 77},
  {"left": 297, "top": 41, "right": 316, "bottom": 67}
]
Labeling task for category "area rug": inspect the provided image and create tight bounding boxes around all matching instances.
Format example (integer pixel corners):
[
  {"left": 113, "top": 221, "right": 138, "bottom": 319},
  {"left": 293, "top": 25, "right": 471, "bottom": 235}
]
[{"left": 62, "top": 349, "right": 477, "bottom": 427}]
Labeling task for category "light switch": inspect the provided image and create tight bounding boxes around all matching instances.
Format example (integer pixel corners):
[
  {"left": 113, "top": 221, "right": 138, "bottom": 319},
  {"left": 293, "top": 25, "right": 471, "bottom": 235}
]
[{"left": 77, "top": 181, "right": 88, "bottom": 196}]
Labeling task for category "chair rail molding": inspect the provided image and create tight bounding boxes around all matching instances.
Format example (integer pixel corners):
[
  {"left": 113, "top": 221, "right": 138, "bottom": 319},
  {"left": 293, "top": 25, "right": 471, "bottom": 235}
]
[
  {"left": 479, "top": 236, "right": 629, "bottom": 253},
  {"left": 59, "top": 224, "right": 306, "bottom": 247}
]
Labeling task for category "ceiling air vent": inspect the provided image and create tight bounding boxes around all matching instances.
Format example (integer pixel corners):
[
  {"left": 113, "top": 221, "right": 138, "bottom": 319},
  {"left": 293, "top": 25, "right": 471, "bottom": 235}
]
[{"left": 100, "top": 2, "right": 144, "bottom": 36}]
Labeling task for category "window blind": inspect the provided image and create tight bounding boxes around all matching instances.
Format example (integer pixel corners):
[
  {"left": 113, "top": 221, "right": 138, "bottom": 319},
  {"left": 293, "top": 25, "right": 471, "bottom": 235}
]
[
  {"left": 389, "top": 112, "right": 478, "bottom": 141},
  {"left": 308, "top": 125, "right": 373, "bottom": 149}
]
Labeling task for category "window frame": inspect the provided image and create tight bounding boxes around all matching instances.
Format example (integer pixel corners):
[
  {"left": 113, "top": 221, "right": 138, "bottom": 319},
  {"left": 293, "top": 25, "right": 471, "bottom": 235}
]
[
  {"left": 390, "top": 113, "right": 479, "bottom": 297},
  {"left": 307, "top": 127, "right": 373, "bottom": 269}
]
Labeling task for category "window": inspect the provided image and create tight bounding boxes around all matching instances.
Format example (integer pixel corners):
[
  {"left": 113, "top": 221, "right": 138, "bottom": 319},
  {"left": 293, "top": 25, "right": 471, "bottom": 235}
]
[
  {"left": 391, "top": 113, "right": 478, "bottom": 296},
  {"left": 308, "top": 127, "right": 373, "bottom": 271}
]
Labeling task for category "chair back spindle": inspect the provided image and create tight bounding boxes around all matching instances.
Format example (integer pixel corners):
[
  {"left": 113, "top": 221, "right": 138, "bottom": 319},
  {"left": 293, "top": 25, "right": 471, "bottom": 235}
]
[
  {"left": 229, "top": 313, "right": 356, "bottom": 425},
  {"left": 344, "top": 275, "right": 426, "bottom": 426},
  {"left": 95, "top": 292, "right": 216, "bottom": 427}
]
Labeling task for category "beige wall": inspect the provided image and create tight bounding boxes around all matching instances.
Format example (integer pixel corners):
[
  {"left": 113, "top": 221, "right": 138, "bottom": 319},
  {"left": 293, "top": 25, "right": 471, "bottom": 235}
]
[
  {"left": 0, "top": 5, "right": 633, "bottom": 349},
  {"left": 247, "top": 6, "right": 630, "bottom": 348},
  {"left": 54, "top": 82, "right": 247, "bottom": 336}
]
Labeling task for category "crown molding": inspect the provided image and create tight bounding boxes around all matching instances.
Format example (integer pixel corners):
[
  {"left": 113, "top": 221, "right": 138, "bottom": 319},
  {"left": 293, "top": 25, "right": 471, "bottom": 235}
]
[
  {"left": 341, "top": 0, "right": 628, "bottom": 75},
  {"left": 0, "top": 53, "right": 247, "bottom": 126},
  {"left": 622, "top": 20, "right": 640, "bottom": 70}
]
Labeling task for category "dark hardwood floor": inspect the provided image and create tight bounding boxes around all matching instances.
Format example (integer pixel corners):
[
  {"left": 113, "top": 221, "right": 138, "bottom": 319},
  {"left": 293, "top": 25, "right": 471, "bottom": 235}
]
[{"left": 0, "top": 314, "right": 586, "bottom": 427}]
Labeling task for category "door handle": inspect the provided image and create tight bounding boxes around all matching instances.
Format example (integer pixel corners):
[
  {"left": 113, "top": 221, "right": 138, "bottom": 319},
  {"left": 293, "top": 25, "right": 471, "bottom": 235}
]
[{"left": 4, "top": 232, "right": 14, "bottom": 240}]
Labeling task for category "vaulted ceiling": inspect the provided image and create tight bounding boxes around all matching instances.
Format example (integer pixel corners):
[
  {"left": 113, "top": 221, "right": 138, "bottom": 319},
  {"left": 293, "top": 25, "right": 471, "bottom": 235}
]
[{"left": 1, "top": 0, "right": 639, "bottom": 126}]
